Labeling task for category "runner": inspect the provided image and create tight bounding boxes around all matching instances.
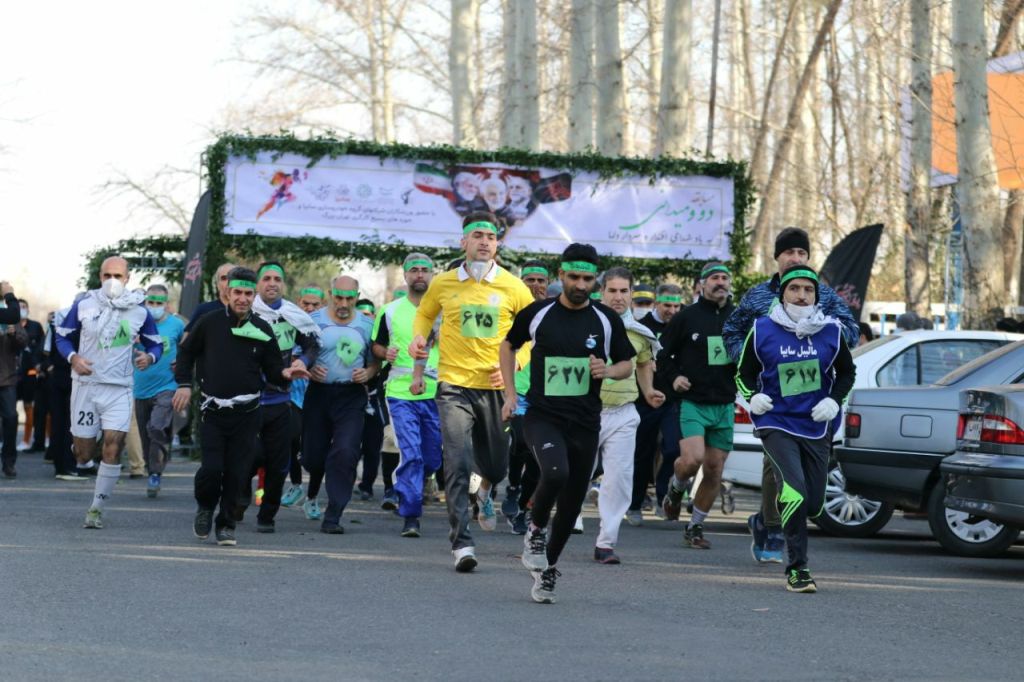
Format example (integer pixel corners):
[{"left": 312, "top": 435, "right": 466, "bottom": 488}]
[
  {"left": 410, "top": 211, "right": 534, "bottom": 572},
  {"left": 173, "top": 267, "right": 307, "bottom": 546},
  {"left": 55, "top": 257, "right": 164, "bottom": 528},
  {"left": 133, "top": 284, "right": 185, "bottom": 498},
  {"left": 593, "top": 266, "right": 663, "bottom": 564},
  {"left": 16, "top": 298, "right": 46, "bottom": 453},
  {"left": 281, "top": 285, "right": 324, "bottom": 508},
  {"left": 183, "top": 262, "right": 237, "bottom": 336},
  {"left": 297, "top": 284, "right": 325, "bottom": 314},
  {"left": 631, "top": 284, "right": 655, "bottom": 319},
  {"left": 372, "top": 252, "right": 442, "bottom": 538},
  {"left": 500, "top": 244, "right": 635, "bottom": 603},
  {"left": 735, "top": 265, "right": 855, "bottom": 592},
  {"left": 0, "top": 282, "right": 26, "bottom": 477},
  {"left": 658, "top": 263, "right": 737, "bottom": 549},
  {"left": 44, "top": 303, "right": 82, "bottom": 480},
  {"left": 303, "top": 275, "right": 378, "bottom": 534}
]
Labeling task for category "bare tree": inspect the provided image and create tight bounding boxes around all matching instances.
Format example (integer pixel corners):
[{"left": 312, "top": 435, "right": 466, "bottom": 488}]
[
  {"left": 517, "top": 0, "right": 540, "bottom": 150},
  {"left": 655, "top": 0, "right": 692, "bottom": 157},
  {"left": 450, "top": 0, "right": 478, "bottom": 146},
  {"left": 904, "top": 0, "right": 932, "bottom": 317},
  {"left": 568, "top": 0, "right": 595, "bottom": 151},
  {"left": 595, "top": 0, "right": 627, "bottom": 155},
  {"left": 500, "top": 0, "right": 521, "bottom": 147},
  {"left": 100, "top": 166, "right": 197, "bottom": 236}
]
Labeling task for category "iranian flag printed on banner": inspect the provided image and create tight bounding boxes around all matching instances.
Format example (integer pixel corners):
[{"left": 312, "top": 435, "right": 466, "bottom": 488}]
[{"left": 413, "top": 163, "right": 454, "bottom": 200}]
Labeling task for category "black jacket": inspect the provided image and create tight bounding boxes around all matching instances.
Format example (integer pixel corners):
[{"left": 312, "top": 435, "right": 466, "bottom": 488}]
[{"left": 654, "top": 296, "right": 737, "bottom": 405}]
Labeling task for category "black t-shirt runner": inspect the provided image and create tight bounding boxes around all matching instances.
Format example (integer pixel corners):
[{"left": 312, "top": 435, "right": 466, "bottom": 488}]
[{"left": 506, "top": 297, "right": 636, "bottom": 430}]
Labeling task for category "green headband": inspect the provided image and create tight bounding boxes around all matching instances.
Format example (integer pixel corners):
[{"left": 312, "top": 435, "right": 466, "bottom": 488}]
[
  {"left": 701, "top": 264, "right": 732, "bottom": 279},
  {"left": 300, "top": 287, "right": 324, "bottom": 299},
  {"left": 779, "top": 268, "right": 819, "bottom": 288},
  {"left": 521, "top": 266, "right": 549, "bottom": 278},
  {"left": 632, "top": 291, "right": 655, "bottom": 301},
  {"left": 463, "top": 221, "right": 498, "bottom": 235},
  {"left": 394, "top": 290, "right": 407, "bottom": 299},
  {"left": 229, "top": 279, "right": 256, "bottom": 290},
  {"left": 356, "top": 303, "right": 375, "bottom": 313},
  {"left": 332, "top": 288, "right": 359, "bottom": 297},
  {"left": 145, "top": 294, "right": 168, "bottom": 302},
  {"left": 589, "top": 292, "right": 602, "bottom": 300},
  {"left": 258, "top": 264, "right": 285, "bottom": 278},
  {"left": 404, "top": 259, "right": 433, "bottom": 271},
  {"left": 561, "top": 261, "right": 598, "bottom": 274},
  {"left": 656, "top": 295, "right": 682, "bottom": 303}
]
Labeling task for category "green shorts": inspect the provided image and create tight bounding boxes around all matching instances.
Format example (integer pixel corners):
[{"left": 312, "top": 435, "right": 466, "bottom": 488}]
[{"left": 679, "top": 400, "right": 735, "bottom": 452}]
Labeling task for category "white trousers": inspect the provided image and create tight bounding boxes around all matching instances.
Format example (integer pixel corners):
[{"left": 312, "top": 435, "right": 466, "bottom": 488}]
[{"left": 595, "top": 402, "right": 641, "bottom": 549}]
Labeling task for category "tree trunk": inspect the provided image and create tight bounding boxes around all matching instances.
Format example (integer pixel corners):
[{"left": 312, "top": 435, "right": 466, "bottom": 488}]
[
  {"left": 655, "top": 0, "right": 692, "bottom": 157},
  {"left": 905, "top": 0, "right": 932, "bottom": 317},
  {"left": 517, "top": 0, "right": 540, "bottom": 150},
  {"left": 647, "top": 0, "right": 664, "bottom": 146},
  {"left": 450, "top": 0, "right": 477, "bottom": 146},
  {"left": 953, "top": 0, "right": 1005, "bottom": 328},
  {"left": 500, "top": 0, "right": 520, "bottom": 147},
  {"left": 595, "top": 0, "right": 626, "bottom": 156},
  {"left": 568, "top": 0, "right": 595, "bottom": 151},
  {"left": 751, "top": 0, "right": 843, "bottom": 268}
]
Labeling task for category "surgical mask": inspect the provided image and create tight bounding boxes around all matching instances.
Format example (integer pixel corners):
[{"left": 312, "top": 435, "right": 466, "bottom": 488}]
[
  {"left": 20, "top": 307, "right": 28, "bottom": 317},
  {"left": 467, "top": 260, "right": 491, "bottom": 283},
  {"left": 102, "top": 278, "right": 125, "bottom": 298},
  {"left": 148, "top": 305, "right": 166, "bottom": 320},
  {"left": 784, "top": 302, "right": 814, "bottom": 321}
]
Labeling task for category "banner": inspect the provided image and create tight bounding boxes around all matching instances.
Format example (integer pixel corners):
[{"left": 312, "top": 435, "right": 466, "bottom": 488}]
[
  {"left": 180, "top": 190, "right": 211, "bottom": 319},
  {"left": 223, "top": 153, "right": 735, "bottom": 260},
  {"left": 819, "top": 224, "right": 884, "bottom": 322}
]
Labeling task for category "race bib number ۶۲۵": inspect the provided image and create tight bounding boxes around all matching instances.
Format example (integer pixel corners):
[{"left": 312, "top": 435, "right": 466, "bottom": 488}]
[{"left": 459, "top": 304, "right": 499, "bottom": 338}]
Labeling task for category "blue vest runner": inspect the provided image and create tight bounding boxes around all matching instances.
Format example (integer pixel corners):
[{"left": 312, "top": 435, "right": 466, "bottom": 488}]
[{"left": 750, "top": 317, "right": 842, "bottom": 439}]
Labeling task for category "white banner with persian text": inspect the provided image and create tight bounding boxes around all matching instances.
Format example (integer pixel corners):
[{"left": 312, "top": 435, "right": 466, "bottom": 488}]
[{"left": 223, "top": 153, "right": 735, "bottom": 260}]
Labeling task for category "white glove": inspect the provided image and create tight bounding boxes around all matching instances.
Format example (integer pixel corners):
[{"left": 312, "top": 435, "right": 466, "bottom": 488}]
[
  {"left": 811, "top": 397, "right": 839, "bottom": 422},
  {"left": 749, "top": 393, "right": 774, "bottom": 415}
]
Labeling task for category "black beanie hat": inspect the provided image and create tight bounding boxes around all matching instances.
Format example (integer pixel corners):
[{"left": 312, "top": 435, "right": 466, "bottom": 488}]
[
  {"left": 779, "top": 264, "right": 819, "bottom": 304},
  {"left": 774, "top": 227, "right": 811, "bottom": 259}
]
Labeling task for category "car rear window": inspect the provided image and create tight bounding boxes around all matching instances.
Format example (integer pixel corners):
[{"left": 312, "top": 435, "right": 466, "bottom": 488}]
[
  {"left": 934, "top": 340, "right": 1023, "bottom": 386},
  {"left": 851, "top": 334, "right": 899, "bottom": 358}
]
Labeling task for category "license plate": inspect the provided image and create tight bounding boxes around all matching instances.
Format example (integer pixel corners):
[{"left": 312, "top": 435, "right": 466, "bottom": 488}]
[{"left": 963, "top": 416, "right": 982, "bottom": 442}]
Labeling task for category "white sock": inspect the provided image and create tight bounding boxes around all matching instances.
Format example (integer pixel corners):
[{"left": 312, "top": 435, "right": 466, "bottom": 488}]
[
  {"left": 670, "top": 475, "right": 685, "bottom": 493},
  {"left": 78, "top": 460, "right": 96, "bottom": 470},
  {"left": 91, "top": 463, "right": 121, "bottom": 511},
  {"left": 688, "top": 505, "right": 709, "bottom": 528},
  {"left": 477, "top": 485, "right": 491, "bottom": 503}
]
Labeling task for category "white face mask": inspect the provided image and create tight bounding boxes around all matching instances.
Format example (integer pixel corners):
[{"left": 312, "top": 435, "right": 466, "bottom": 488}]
[
  {"left": 148, "top": 305, "right": 166, "bottom": 320},
  {"left": 20, "top": 307, "right": 28, "bottom": 318},
  {"left": 102, "top": 278, "right": 125, "bottom": 298},
  {"left": 467, "top": 260, "right": 491, "bottom": 283},
  {"left": 784, "top": 302, "right": 814, "bottom": 321}
]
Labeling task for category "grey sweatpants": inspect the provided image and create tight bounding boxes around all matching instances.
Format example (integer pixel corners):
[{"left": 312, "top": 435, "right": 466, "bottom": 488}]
[
  {"left": 135, "top": 391, "right": 174, "bottom": 475},
  {"left": 435, "top": 383, "right": 510, "bottom": 550}
]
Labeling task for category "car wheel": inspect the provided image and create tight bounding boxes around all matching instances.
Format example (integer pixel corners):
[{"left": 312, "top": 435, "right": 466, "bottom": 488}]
[
  {"left": 927, "top": 484, "right": 1020, "bottom": 557},
  {"left": 812, "top": 464, "right": 894, "bottom": 538}
]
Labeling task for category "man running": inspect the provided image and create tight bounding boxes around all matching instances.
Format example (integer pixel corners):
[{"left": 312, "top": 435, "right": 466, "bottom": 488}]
[
  {"left": 55, "top": 257, "right": 163, "bottom": 528},
  {"left": 500, "top": 244, "right": 635, "bottom": 603},
  {"left": 133, "top": 284, "right": 185, "bottom": 498},
  {"left": 184, "top": 262, "right": 238, "bottom": 336},
  {"left": 736, "top": 265, "right": 855, "bottom": 592},
  {"left": 658, "top": 263, "right": 737, "bottom": 549},
  {"left": 174, "top": 268, "right": 306, "bottom": 546},
  {"left": 722, "top": 227, "right": 857, "bottom": 563},
  {"left": 410, "top": 211, "right": 534, "bottom": 572},
  {"left": 593, "top": 266, "right": 662, "bottom": 564},
  {"left": 372, "top": 253, "right": 442, "bottom": 538},
  {"left": 303, "top": 275, "right": 378, "bottom": 534},
  {"left": 631, "top": 284, "right": 655, "bottom": 319},
  {"left": 297, "top": 285, "right": 325, "bottom": 314}
]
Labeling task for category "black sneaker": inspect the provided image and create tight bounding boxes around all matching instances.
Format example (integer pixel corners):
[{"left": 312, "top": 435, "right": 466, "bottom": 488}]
[
  {"left": 786, "top": 568, "right": 817, "bottom": 593},
  {"left": 320, "top": 522, "right": 345, "bottom": 534},
  {"left": 358, "top": 489, "right": 373, "bottom": 502},
  {"left": 2, "top": 464, "right": 16, "bottom": 478},
  {"left": 401, "top": 517, "right": 421, "bottom": 538},
  {"left": 662, "top": 484, "right": 684, "bottom": 521},
  {"left": 510, "top": 511, "right": 528, "bottom": 535},
  {"left": 531, "top": 567, "right": 561, "bottom": 604},
  {"left": 256, "top": 519, "right": 275, "bottom": 533},
  {"left": 501, "top": 486, "right": 520, "bottom": 518},
  {"left": 215, "top": 527, "right": 237, "bottom": 546},
  {"left": 593, "top": 547, "right": 621, "bottom": 565},
  {"left": 684, "top": 523, "right": 711, "bottom": 549},
  {"left": 193, "top": 509, "right": 214, "bottom": 539},
  {"left": 76, "top": 465, "right": 98, "bottom": 477}
]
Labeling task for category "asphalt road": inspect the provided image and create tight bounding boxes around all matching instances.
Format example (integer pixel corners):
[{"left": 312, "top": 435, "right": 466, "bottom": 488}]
[{"left": 1, "top": 450, "right": 1022, "bottom": 681}]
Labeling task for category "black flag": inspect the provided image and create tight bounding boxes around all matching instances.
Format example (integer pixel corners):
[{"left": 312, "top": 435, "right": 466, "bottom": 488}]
[
  {"left": 819, "top": 224, "right": 884, "bottom": 322},
  {"left": 179, "top": 190, "right": 211, "bottom": 319}
]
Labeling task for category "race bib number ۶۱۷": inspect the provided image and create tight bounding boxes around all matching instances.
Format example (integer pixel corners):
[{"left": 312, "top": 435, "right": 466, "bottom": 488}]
[
  {"left": 778, "top": 359, "right": 821, "bottom": 397},
  {"left": 544, "top": 356, "right": 590, "bottom": 397}
]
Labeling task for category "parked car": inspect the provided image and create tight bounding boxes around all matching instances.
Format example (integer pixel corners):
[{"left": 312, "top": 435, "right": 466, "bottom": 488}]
[
  {"left": 725, "top": 330, "right": 1021, "bottom": 538},
  {"left": 836, "top": 339, "right": 1024, "bottom": 556},
  {"left": 939, "top": 385, "right": 1024, "bottom": 553}
]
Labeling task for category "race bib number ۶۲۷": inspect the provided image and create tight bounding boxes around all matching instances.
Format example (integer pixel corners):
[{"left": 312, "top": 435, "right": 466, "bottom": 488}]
[
  {"left": 459, "top": 304, "right": 499, "bottom": 339},
  {"left": 778, "top": 359, "right": 821, "bottom": 397},
  {"left": 544, "top": 356, "right": 590, "bottom": 397}
]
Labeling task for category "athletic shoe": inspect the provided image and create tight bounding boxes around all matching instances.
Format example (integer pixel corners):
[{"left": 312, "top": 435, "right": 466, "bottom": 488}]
[
  {"left": 764, "top": 528, "right": 785, "bottom": 564},
  {"left": 684, "top": 523, "right": 711, "bottom": 549},
  {"left": 56, "top": 472, "right": 87, "bottom": 481},
  {"left": 76, "top": 465, "right": 98, "bottom": 477},
  {"left": 586, "top": 482, "right": 600, "bottom": 506},
  {"left": 786, "top": 568, "right": 817, "bottom": 593},
  {"left": 130, "top": 471, "right": 145, "bottom": 480},
  {"left": 594, "top": 547, "right": 621, "bottom": 565},
  {"left": 2, "top": 464, "right": 16, "bottom": 479},
  {"left": 747, "top": 512, "right": 769, "bottom": 563},
  {"left": 194, "top": 509, "right": 213, "bottom": 539},
  {"left": 654, "top": 505, "right": 667, "bottom": 520},
  {"left": 320, "top": 522, "right": 344, "bottom": 534},
  {"left": 662, "top": 484, "right": 684, "bottom": 521},
  {"left": 571, "top": 514, "right": 584, "bottom": 534},
  {"left": 303, "top": 498, "right": 322, "bottom": 521},
  {"left": 281, "top": 484, "right": 304, "bottom": 507},
  {"left": 477, "top": 492, "right": 497, "bottom": 531},
  {"left": 381, "top": 490, "right": 399, "bottom": 511},
  {"left": 358, "top": 489, "right": 373, "bottom": 502},
  {"left": 253, "top": 487, "right": 264, "bottom": 506},
  {"left": 501, "top": 485, "right": 520, "bottom": 519},
  {"left": 146, "top": 473, "right": 161, "bottom": 498},
  {"left": 401, "top": 517, "right": 421, "bottom": 538},
  {"left": 216, "top": 527, "right": 237, "bottom": 546},
  {"left": 510, "top": 511, "right": 528, "bottom": 536},
  {"left": 531, "top": 567, "right": 560, "bottom": 604},
  {"left": 423, "top": 475, "right": 439, "bottom": 502},
  {"left": 522, "top": 525, "right": 548, "bottom": 571},
  {"left": 642, "top": 494, "right": 654, "bottom": 512},
  {"left": 624, "top": 510, "right": 643, "bottom": 527},
  {"left": 83, "top": 508, "right": 103, "bottom": 529},
  {"left": 453, "top": 546, "right": 477, "bottom": 573},
  {"left": 256, "top": 519, "right": 275, "bottom": 533}
]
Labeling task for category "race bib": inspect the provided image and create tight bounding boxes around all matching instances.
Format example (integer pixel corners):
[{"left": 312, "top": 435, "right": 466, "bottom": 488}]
[
  {"left": 271, "top": 321, "right": 296, "bottom": 351},
  {"left": 460, "top": 304, "right": 499, "bottom": 338},
  {"left": 108, "top": 320, "right": 133, "bottom": 348},
  {"left": 162, "top": 337, "right": 171, "bottom": 353},
  {"left": 231, "top": 322, "right": 271, "bottom": 342},
  {"left": 544, "top": 356, "right": 590, "bottom": 397},
  {"left": 778, "top": 359, "right": 821, "bottom": 397},
  {"left": 336, "top": 337, "right": 363, "bottom": 366},
  {"left": 707, "top": 336, "right": 729, "bottom": 366}
]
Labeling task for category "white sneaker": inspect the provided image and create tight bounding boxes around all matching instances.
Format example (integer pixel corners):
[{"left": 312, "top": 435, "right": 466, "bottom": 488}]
[
  {"left": 522, "top": 526, "right": 549, "bottom": 571},
  {"left": 453, "top": 546, "right": 478, "bottom": 573},
  {"left": 531, "top": 567, "right": 560, "bottom": 604},
  {"left": 625, "top": 510, "right": 643, "bottom": 527},
  {"left": 469, "top": 473, "right": 482, "bottom": 496},
  {"left": 572, "top": 514, "right": 584, "bottom": 534},
  {"left": 586, "top": 483, "right": 600, "bottom": 506}
]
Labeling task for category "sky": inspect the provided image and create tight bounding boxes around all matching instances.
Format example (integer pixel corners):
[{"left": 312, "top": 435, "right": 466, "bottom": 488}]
[{"left": 0, "top": 1, "right": 256, "bottom": 314}]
